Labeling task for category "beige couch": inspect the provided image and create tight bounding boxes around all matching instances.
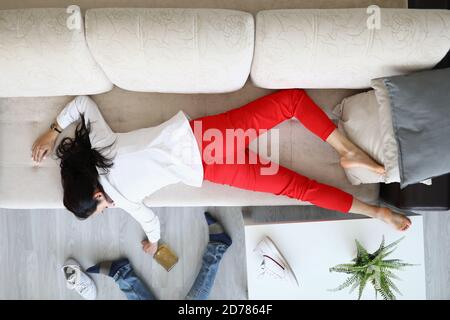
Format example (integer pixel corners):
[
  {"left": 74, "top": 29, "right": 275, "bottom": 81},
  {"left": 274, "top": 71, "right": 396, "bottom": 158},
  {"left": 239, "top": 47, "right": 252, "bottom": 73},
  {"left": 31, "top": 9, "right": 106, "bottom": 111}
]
[{"left": 1, "top": 6, "right": 449, "bottom": 209}]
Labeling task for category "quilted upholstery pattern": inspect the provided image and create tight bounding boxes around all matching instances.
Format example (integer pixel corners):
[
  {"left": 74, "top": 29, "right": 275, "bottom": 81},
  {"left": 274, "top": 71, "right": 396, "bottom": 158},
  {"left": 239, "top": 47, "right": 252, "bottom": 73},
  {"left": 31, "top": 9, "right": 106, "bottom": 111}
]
[
  {"left": 251, "top": 9, "right": 450, "bottom": 89},
  {"left": 0, "top": 8, "right": 112, "bottom": 97},
  {"left": 85, "top": 8, "right": 254, "bottom": 93}
]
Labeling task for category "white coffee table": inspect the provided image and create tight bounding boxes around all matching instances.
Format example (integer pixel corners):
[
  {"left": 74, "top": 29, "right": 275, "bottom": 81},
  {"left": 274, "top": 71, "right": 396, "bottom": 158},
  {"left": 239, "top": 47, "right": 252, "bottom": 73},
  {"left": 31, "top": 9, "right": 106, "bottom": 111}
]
[{"left": 245, "top": 216, "right": 426, "bottom": 300}]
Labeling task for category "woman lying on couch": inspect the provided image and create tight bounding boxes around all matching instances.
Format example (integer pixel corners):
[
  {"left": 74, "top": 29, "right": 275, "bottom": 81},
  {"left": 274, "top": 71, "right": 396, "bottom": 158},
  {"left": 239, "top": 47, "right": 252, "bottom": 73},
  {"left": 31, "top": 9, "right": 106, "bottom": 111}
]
[{"left": 31, "top": 89, "right": 411, "bottom": 255}]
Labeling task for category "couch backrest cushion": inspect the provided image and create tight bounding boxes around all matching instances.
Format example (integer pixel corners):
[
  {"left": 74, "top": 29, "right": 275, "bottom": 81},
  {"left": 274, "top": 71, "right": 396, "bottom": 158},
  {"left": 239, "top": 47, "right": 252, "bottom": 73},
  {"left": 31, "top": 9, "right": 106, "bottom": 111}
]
[
  {"left": 251, "top": 9, "right": 450, "bottom": 89},
  {"left": 0, "top": 8, "right": 113, "bottom": 97},
  {"left": 85, "top": 8, "right": 254, "bottom": 93}
]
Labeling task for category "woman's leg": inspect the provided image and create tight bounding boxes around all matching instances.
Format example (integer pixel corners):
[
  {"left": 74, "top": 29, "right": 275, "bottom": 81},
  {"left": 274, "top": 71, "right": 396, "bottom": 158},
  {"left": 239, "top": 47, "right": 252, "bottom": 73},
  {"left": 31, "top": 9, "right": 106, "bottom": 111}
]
[
  {"left": 203, "top": 149, "right": 410, "bottom": 231},
  {"left": 193, "top": 89, "right": 336, "bottom": 146},
  {"left": 192, "top": 89, "right": 409, "bottom": 230},
  {"left": 204, "top": 149, "right": 353, "bottom": 213},
  {"left": 349, "top": 198, "right": 411, "bottom": 231},
  {"left": 326, "top": 130, "right": 385, "bottom": 174},
  {"left": 193, "top": 89, "right": 384, "bottom": 173}
]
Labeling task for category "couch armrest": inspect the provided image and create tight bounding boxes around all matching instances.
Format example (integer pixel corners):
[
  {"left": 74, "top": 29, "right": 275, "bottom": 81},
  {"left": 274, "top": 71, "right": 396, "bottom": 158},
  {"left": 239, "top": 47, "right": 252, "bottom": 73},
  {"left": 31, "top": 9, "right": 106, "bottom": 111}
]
[{"left": 380, "top": 173, "right": 450, "bottom": 211}]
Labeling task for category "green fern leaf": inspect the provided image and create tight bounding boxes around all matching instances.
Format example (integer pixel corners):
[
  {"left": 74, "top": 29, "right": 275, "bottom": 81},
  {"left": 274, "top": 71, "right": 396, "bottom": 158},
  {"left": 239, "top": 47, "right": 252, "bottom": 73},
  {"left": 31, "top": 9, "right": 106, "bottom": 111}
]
[
  {"left": 379, "top": 237, "right": 405, "bottom": 255},
  {"left": 329, "top": 274, "right": 358, "bottom": 292},
  {"left": 355, "top": 239, "right": 370, "bottom": 261},
  {"left": 357, "top": 273, "right": 370, "bottom": 300},
  {"left": 386, "top": 275, "right": 402, "bottom": 296},
  {"left": 379, "top": 272, "right": 396, "bottom": 300},
  {"left": 349, "top": 280, "right": 359, "bottom": 294},
  {"left": 373, "top": 235, "right": 386, "bottom": 257}
]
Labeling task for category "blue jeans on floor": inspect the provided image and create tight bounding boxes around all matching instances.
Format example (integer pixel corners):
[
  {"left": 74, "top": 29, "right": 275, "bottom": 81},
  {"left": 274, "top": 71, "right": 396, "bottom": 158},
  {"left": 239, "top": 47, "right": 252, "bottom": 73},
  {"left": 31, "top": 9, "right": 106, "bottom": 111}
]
[
  {"left": 185, "top": 242, "right": 228, "bottom": 300},
  {"left": 113, "top": 242, "right": 228, "bottom": 300},
  {"left": 113, "top": 263, "right": 156, "bottom": 300}
]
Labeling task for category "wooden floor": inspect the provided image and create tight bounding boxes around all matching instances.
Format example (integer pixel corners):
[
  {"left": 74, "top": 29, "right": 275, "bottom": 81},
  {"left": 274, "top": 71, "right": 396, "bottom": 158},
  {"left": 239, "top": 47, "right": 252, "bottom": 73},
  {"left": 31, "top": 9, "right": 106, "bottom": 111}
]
[
  {"left": 0, "top": 206, "right": 449, "bottom": 300},
  {"left": 0, "top": 207, "right": 246, "bottom": 300}
]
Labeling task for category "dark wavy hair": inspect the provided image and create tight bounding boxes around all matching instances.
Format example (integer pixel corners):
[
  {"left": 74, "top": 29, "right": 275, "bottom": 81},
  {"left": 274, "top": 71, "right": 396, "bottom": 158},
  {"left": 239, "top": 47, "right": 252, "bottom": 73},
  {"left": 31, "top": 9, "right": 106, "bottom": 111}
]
[{"left": 56, "top": 114, "right": 114, "bottom": 219}]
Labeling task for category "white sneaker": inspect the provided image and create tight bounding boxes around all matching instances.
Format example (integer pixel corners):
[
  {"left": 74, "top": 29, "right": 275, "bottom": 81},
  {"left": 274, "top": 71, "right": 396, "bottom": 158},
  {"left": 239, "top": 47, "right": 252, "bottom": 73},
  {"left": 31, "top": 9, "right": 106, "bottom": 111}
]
[
  {"left": 61, "top": 258, "right": 97, "bottom": 300},
  {"left": 254, "top": 236, "right": 299, "bottom": 287}
]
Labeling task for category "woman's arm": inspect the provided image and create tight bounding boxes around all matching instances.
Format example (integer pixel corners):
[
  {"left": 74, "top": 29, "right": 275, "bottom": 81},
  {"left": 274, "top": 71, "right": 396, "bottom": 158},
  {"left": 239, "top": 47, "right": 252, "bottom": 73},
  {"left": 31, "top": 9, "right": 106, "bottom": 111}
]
[
  {"left": 31, "top": 126, "right": 61, "bottom": 163},
  {"left": 98, "top": 174, "right": 161, "bottom": 256},
  {"left": 127, "top": 204, "right": 161, "bottom": 255},
  {"left": 56, "top": 95, "right": 115, "bottom": 150},
  {"left": 32, "top": 96, "right": 115, "bottom": 163},
  {"left": 128, "top": 205, "right": 161, "bottom": 243}
]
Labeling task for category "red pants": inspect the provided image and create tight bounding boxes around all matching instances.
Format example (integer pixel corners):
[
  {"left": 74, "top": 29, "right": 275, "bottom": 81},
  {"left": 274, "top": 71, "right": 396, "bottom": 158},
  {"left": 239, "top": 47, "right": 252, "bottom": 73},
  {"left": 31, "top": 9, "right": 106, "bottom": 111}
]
[{"left": 190, "top": 89, "right": 353, "bottom": 213}]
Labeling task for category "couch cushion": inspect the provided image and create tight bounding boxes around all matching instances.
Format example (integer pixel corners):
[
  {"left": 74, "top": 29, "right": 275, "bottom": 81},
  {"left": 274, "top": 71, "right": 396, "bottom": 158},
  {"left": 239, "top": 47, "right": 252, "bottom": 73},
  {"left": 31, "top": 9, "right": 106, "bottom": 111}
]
[
  {"left": 333, "top": 90, "right": 400, "bottom": 185},
  {"left": 251, "top": 8, "right": 450, "bottom": 89},
  {"left": 0, "top": 84, "right": 378, "bottom": 209},
  {"left": 85, "top": 8, "right": 254, "bottom": 94},
  {"left": 0, "top": 8, "right": 112, "bottom": 97}
]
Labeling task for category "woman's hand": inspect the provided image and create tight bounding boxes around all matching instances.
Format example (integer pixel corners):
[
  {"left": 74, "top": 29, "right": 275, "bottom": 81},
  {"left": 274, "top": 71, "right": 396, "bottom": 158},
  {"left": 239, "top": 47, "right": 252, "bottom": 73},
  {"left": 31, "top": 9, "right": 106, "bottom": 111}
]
[
  {"left": 31, "top": 129, "right": 59, "bottom": 163},
  {"left": 141, "top": 240, "right": 158, "bottom": 256}
]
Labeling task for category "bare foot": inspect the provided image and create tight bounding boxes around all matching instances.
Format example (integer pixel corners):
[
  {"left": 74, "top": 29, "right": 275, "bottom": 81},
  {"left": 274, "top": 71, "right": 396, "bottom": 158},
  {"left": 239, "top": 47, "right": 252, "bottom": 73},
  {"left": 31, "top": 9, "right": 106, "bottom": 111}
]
[
  {"left": 376, "top": 208, "right": 412, "bottom": 231},
  {"left": 340, "top": 149, "right": 386, "bottom": 175}
]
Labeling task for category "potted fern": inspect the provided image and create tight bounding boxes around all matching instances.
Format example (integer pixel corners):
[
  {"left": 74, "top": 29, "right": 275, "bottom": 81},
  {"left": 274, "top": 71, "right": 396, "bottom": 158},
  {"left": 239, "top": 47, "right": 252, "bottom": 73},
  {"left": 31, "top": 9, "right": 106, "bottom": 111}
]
[{"left": 329, "top": 236, "right": 415, "bottom": 300}]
